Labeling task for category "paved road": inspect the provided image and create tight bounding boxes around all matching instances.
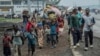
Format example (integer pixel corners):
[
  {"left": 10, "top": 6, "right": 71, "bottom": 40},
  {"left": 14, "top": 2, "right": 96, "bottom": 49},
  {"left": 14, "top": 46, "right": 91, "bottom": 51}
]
[
  {"left": 71, "top": 13, "right": 100, "bottom": 56},
  {"left": 92, "top": 13, "right": 100, "bottom": 38}
]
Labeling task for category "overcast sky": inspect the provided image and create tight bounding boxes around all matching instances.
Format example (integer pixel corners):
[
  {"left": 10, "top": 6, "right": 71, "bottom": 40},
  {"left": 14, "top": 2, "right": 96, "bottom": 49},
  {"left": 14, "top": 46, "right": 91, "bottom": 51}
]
[{"left": 58, "top": 0, "right": 100, "bottom": 6}]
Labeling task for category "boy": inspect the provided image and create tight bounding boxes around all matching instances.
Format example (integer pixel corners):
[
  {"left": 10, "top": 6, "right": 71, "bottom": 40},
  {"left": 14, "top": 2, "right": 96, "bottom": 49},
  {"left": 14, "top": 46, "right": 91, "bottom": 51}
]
[
  {"left": 50, "top": 20, "right": 58, "bottom": 48},
  {"left": 3, "top": 32, "right": 11, "bottom": 56},
  {"left": 44, "top": 25, "right": 51, "bottom": 44},
  {"left": 25, "top": 28, "right": 36, "bottom": 56}
]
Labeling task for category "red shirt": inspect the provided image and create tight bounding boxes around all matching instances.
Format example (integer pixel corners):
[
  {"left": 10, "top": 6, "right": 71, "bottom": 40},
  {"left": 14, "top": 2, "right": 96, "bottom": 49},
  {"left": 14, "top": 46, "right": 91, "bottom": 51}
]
[
  {"left": 57, "top": 17, "right": 64, "bottom": 28},
  {"left": 3, "top": 36, "right": 11, "bottom": 47},
  {"left": 26, "top": 22, "right": 33, "bottom": 32}
]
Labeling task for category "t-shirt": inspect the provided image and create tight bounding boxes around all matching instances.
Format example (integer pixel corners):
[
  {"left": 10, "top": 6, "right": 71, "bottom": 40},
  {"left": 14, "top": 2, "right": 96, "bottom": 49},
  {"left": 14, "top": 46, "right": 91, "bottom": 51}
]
[
  {"left": 25, "top": 32, "right": 36, "bottom": 45},
  {"left": 3, "top": 36, "right": 11, "bottom": 47},
  {"left": 82, "top": 14, "right": 95, "bottom": 31},
  {"left": 50, "top": 23, "right": 57, "bottom": 34},
  {"left": 45, "top": 28, "right": 50, "bottom": 34}
]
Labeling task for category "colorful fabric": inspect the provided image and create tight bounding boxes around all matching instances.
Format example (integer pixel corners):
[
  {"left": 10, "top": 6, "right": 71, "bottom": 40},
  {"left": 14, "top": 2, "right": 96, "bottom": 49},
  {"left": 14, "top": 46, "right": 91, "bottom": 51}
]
[
  {"left": 37, "top": 29, "right": 44, "bottom": 47},
  {"left": 26, "top": 22, "right": 33, "bottom": 32}
]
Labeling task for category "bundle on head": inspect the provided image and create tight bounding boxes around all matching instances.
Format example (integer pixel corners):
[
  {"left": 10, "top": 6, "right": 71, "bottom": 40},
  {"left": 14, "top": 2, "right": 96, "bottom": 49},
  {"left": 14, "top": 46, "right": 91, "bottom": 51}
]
[{"left": 22, "top": 10, "right": 29, "bottom": 15}]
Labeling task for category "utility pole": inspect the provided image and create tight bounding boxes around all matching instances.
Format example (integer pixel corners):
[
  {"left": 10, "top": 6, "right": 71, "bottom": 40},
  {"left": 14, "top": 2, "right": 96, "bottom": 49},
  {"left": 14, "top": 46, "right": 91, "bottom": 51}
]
[
  {"left": 27, "top": 0, "right": 31, "bottom": 15},
  {"left": 37, "top": 0, "right": 39, "bottom": 11}
]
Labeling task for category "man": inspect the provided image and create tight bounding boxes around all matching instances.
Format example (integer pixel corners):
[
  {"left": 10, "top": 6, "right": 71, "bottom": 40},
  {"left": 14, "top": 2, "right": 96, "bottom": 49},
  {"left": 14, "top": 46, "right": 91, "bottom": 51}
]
[
  {"left": 67, "top": 11, "right": 72, "bottom": 35},
  {"left": 70, "top": 8, "right": 81, "bottom": 48},
  {"left": 82, "top": 8, "right": 95, "bottom": 51},
  {"left": 77, "top": 7, "right": 84, "bottom": 41}
]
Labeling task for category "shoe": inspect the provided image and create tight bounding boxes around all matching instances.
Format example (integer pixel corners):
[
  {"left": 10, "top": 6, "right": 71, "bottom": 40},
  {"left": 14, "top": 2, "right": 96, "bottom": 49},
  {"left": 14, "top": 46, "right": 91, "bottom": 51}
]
[
  {"left": 51, "top": 46, "right": 55, "bottom": 48},
  {"left": 84, "top": 47, "right": 88, "bottom": 51},
  {"left": 90, "top": 45, "right": 93, "bottom": 48},
  {"left": 76, "top": 43, "right": 80, "bottom": 47},
  {"left": 73, "top": 46, "right": 77, "bottom": 49},
  {"left": 39, "top": 47, "right": 43, "bottom": 49},
  {"left": 54, "top": 44, "right": 57, "bottom": 47}
]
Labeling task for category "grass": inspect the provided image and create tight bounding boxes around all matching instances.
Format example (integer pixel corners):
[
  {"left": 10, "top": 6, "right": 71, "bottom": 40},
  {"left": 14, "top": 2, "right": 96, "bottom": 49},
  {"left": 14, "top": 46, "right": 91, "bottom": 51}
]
[{"left": 0, "top": 17, "right": 22, "bottom": 23}]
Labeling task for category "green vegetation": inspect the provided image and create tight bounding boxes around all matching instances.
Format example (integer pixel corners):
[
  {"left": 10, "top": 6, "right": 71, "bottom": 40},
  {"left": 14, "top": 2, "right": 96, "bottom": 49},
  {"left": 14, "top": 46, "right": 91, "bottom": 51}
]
[{"left": 0, "top": 17, "right": 22, "bottom": 23}]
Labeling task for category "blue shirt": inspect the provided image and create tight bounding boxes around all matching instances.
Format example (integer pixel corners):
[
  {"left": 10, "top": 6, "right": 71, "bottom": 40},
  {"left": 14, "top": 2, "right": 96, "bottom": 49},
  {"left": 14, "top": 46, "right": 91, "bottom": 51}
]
[
  {"left": 50, "top": 23, "right": 57, "bottom": 35},
  {"left": 25, "top": 32, "right": 36, "bottom": 45}
]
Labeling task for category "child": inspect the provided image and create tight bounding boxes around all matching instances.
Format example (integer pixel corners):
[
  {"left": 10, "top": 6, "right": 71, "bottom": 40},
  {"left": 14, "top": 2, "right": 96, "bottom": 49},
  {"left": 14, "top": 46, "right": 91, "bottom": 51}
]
[
  {"left": 25, "top": 28, "right": 36, "bottom": 56},
  {"left": 12, "top": 25, "right": 23, "bottom": 56},
  {"left": 50, "top": 20, "right": 58, "bottom": 48},
  {"left": 37, "top": 22, "right": 44, "bottom": 49},
  {"left": 3, "top": 32, "right": 11, "bottom": 56},
  {"left": 44, "top": 25, "right": 51, "bottom": 44}
]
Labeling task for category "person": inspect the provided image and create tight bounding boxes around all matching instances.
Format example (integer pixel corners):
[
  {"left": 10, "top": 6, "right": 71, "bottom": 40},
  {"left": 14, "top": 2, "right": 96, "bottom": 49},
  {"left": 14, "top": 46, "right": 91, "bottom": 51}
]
[
  {"left": 57, "top": 16, "right": 64, "bottom": 35},
  {"left": 24, "top": 28, "right": 36, "bottom": 56},
  {"left": 67, "top": 11, "right": 72, "bottom": 35},
  {"left": 82, "top": 8, "right": 95, "bottom": 51},
  {"left": 37, "top": 21, "right": 44, "bottom": 49},
  {"left": 26, "top": 20, "right": 36, "bottom": 32},
  {"left": 70, "top": 8, "right": 81, "bottom": 48},
  {"left": 50, "top": 20, "right": 58, "bottom": 48},
  {"left": 22, "top": 10, "right": 30, "bottom": 25},
  {"left": 44, "top": 25, "right": 51, "bottom": 44},
  {"left": 3, "top": 32, "right": 11, "bottom": 56},
  {"left": 12, "top": 25, "right": 23, "bottom": 56},
  {"left": 77, "top": 7, "right": 84, "bottom": 41}
]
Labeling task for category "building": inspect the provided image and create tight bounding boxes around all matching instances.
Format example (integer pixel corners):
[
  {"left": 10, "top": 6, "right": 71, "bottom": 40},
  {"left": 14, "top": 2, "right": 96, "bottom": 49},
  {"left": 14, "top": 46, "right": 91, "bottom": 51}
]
[{"left": 0, "top": 0, "right": 60, "bottom": 15}]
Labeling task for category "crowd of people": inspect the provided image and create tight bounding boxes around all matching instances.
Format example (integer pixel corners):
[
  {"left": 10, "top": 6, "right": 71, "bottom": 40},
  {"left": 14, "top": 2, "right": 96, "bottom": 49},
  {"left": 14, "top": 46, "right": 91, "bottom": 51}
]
[
  {"left": 67, "top": 7, "right": 95, "bottom": 51},
  {"left": 2, "top": 6, "right": 96, "bottom": 56}
]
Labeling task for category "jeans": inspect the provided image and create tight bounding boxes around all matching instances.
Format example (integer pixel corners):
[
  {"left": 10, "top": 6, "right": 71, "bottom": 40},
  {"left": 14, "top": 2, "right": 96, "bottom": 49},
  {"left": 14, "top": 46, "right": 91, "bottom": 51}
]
[
  {"left": 71, "top": 28, "right": 81, "bottom": 46},
  {"left": 51, "top": 34, "right": 57, "bottom": 46},
  {"left": 84, "top": 30, "right": 93, "bottom": 47},
  {"left": 46, "top": 34, "right": 51, "bottom": 44}
]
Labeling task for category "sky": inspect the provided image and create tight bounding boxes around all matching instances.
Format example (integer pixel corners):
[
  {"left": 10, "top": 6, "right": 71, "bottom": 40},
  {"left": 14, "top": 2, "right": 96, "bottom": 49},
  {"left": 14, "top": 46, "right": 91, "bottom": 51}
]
[{"left": 58, "top": 0, "right": 100, "bottom": 6}]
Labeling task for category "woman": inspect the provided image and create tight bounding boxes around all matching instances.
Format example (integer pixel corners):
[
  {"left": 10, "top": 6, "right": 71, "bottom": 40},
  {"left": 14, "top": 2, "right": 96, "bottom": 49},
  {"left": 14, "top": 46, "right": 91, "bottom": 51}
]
[{"left": 37, "top": 22, "right": 44, "bottom": 49}]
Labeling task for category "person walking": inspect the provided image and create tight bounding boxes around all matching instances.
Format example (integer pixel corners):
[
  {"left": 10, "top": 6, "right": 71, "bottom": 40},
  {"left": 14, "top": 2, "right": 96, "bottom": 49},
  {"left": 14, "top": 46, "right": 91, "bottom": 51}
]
[
  {"left": 77, "top": 7, "right": 84, "bottom": 41},
  {"left": 50, "top": 20, "right": 58, "bottom": 48},
  {"left": 24, "top": 28, "right": 36, "bottom": 56},
  {"left": 70, "top": 8, "right": 81, "bottom": 48},
  {"left": 12, "top": 25, "right": 23, "bottom": 56},
  {"left": 37, "top": 21, "right": 44, "bottom": 49},
  {"left": 44, "top": 25, "right": 51, "bottom": 44},
  {"left": 3, "top": 32, "right": 12, "bottom": 56},
  {"left": 82, "top": 8, "right": 95, "bottom": 51}
]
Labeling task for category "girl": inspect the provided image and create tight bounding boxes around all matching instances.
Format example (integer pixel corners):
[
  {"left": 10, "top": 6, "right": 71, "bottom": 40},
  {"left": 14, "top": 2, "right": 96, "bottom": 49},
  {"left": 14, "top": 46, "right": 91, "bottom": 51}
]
[
  {"left": 44, "top": 25, "right": 51, "bottom": 44},
  {"left": 37, "top": 22, "right": 44, "bottom": 49},
  {"left": 3, "top": 32, "right": 11, "bottom": 56},
  {"left": 12, "top": 25, "right": 23, "bottom": 56}
]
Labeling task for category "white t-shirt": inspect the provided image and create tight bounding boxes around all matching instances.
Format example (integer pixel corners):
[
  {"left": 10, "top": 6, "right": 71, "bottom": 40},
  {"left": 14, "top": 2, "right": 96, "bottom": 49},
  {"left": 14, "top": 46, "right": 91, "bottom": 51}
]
[{"left": 82, "top": 14, "right": 94, "bottom": 31}]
